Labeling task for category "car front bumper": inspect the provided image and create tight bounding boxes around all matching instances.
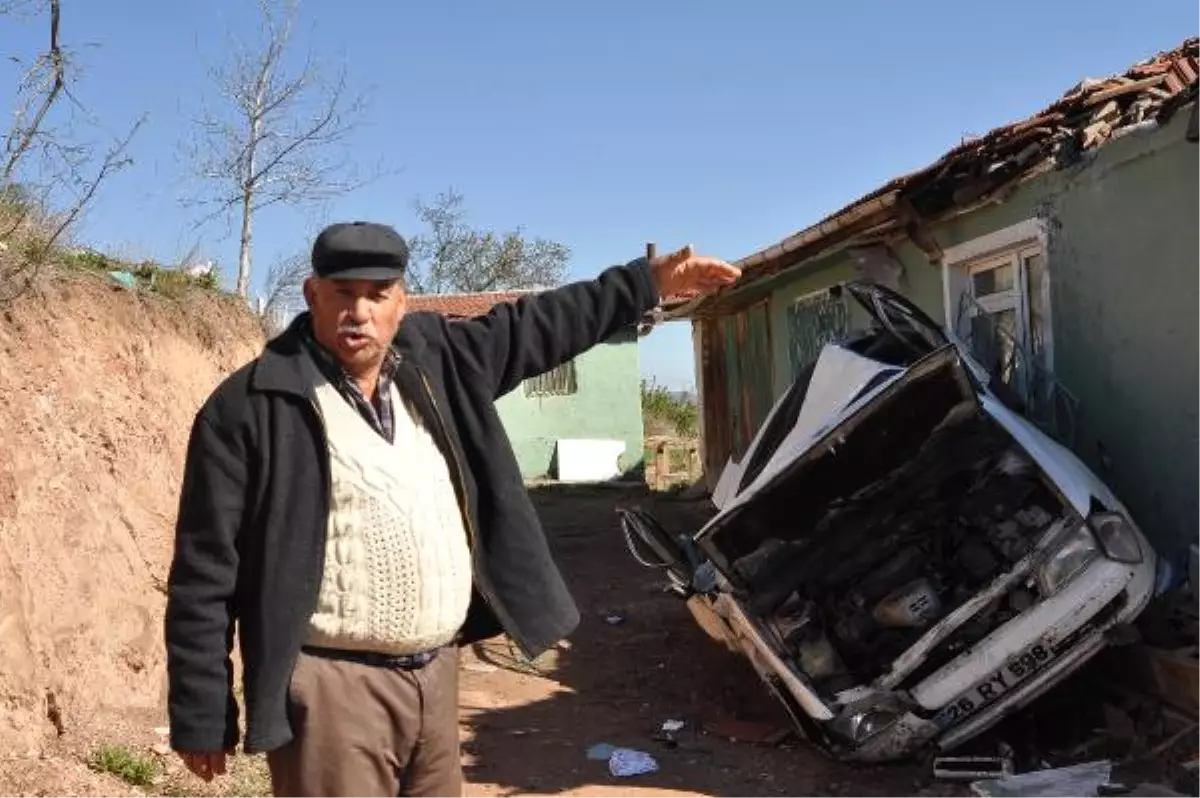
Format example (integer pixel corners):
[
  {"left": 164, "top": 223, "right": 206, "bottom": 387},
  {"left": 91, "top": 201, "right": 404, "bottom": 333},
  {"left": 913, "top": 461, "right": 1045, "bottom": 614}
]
[{"left": 690, "top": 531, "right": 1157, "bottom": 763}]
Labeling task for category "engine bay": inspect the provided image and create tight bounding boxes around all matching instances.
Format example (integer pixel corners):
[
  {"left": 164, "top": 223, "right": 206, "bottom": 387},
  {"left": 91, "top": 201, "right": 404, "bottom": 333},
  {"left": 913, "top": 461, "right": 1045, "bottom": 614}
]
[{"left": 704, "top": 358, "right": 1072, "bottom": 693}]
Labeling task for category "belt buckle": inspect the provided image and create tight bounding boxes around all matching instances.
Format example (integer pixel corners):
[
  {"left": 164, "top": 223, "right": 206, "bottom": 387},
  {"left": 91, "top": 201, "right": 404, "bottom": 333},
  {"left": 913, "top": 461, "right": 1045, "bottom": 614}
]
[{"left": 386, "top": 650, "right": 435, "bottom": 670}]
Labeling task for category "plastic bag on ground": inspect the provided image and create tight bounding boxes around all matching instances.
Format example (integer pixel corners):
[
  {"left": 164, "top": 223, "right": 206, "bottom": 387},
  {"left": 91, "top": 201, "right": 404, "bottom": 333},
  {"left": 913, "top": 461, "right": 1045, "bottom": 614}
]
[{"left": 608, "top": 748, "right": 659, "bottom": 778}]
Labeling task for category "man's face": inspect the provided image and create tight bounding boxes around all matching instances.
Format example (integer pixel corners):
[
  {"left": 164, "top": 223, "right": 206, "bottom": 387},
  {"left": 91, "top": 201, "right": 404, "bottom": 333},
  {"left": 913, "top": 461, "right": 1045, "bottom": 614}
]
[{"left": 304, "top": 277, "right": 407, "bottom": 374}]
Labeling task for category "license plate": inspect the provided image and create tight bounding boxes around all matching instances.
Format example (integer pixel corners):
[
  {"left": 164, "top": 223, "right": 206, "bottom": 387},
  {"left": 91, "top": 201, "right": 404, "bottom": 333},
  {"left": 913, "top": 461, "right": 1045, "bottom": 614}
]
[{"left": 933, "top": 641, "right": 1057, "bottom": 728}]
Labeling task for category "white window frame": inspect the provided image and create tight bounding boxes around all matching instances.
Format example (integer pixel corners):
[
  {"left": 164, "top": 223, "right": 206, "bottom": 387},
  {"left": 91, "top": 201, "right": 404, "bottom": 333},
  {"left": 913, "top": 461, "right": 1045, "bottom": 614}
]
[{"left": 940, "top": 218, "right": 1054, "bottom": 384}]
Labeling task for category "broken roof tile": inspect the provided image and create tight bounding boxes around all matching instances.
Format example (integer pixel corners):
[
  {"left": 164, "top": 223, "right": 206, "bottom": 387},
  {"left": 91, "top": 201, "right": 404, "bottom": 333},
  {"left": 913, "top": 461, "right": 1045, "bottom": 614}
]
[{"left": 1176, "top": 58, "right": 1198, "bottom": 83}]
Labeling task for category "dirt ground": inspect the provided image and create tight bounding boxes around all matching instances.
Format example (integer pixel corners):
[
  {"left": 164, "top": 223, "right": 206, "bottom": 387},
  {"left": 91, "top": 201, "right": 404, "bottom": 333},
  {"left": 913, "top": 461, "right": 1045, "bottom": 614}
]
[
  {"left": 457, "top": 485, "right": 935, "bottom": 798},
  {"left": 3, "top": 483, "right": 942, "bottom": 798}
]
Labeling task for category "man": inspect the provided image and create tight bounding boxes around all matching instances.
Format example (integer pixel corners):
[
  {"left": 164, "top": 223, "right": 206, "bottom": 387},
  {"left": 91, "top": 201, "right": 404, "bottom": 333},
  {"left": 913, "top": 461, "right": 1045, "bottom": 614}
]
[{"left": 165, "top": 221, "right": 740, "bottom": 797}]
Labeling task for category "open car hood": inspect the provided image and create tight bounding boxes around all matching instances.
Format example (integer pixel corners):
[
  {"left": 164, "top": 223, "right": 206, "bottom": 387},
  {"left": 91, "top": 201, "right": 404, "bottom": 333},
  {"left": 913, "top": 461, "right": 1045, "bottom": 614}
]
[
  {"left": 710, "top": 281, "right": 950, "bottom": 513},
  {"left": 697, "top": 344, "right": 979, "bottom": 586},
  {"left": 713, "top": 344, "right": 906, "bottom": 516}
]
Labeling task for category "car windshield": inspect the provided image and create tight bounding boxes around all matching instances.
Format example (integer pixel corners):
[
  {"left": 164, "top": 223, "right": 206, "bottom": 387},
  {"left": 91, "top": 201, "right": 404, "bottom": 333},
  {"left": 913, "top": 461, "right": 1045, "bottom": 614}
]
[{"left": 844, "top": 282, "right": 948, "bottom": 355}]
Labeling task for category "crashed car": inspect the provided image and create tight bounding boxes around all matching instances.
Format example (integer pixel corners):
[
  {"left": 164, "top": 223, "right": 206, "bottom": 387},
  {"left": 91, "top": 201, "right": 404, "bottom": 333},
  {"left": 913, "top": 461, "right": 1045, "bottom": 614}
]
[{"left": 619, "top": 282, "right": 1157, "bottom": 763}]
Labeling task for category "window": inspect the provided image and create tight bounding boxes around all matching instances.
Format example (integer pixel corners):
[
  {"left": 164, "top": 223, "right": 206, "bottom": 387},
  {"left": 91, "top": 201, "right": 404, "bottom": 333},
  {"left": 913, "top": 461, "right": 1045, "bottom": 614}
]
[
  {"left": 524, "top": 359, "right": 578, "bottom": 397},
  {"left": 786, "top": 289, "right": 849, "bottom": 379},
  {"left": 962, "top": 248, "right": 1040, "bottom": 390},
  {"left": 942, "top": 218, "right": 1073, "bottom": 442}
]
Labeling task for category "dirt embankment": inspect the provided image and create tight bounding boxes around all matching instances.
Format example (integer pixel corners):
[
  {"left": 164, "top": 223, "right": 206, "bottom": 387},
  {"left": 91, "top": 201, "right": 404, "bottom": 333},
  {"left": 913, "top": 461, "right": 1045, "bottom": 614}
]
[{"left": 0, "top": 271, "right": 263, "bottom": 788}]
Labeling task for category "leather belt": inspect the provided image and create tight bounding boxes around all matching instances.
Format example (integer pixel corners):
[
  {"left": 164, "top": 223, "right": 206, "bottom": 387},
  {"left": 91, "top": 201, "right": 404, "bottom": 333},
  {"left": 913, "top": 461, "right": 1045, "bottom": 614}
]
[{"left": 301, "top": 645, "right": 440, "bottom": 671}]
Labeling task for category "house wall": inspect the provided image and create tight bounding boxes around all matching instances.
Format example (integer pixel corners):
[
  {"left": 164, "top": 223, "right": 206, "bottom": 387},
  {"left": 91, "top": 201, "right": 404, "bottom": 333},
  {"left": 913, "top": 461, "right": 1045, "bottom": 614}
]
[
  {"left": 926, "top": 109, "right": 1198, "bottom": 557},
  {"left": 495, "top": 326, "right": 645, "bottom": 480}
]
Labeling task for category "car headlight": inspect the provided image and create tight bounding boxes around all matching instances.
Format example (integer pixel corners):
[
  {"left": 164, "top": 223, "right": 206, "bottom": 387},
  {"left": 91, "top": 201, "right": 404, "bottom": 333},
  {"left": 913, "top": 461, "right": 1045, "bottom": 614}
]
[
  {"left": 1089, "top": 512, "right": 1143, "bottom": 564},
  {"left": 1036, "top": 524, "right": 1100, "bottom": 595},
  {"left": 829, "top": 707, "right": 902, "bottom": 743}
]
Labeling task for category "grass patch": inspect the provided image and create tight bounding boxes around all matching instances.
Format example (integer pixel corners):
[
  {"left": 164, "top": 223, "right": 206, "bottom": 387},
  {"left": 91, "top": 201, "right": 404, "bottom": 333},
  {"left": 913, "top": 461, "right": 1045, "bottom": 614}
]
[
  {"left": 58, "top": 250, "right": 222, "bottom": 297},
  {"left": 0, "top": 187, "right": 226, "bottom": 303},
  {"left": 89, "top": 743, "right": 160, "bottom": 787}
]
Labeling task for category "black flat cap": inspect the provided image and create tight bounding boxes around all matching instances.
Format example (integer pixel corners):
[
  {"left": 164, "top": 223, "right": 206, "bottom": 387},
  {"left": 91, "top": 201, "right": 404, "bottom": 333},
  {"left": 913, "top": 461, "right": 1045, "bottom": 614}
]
[{"left": 311, "top": 221, "right": 409, "bottom": 281}]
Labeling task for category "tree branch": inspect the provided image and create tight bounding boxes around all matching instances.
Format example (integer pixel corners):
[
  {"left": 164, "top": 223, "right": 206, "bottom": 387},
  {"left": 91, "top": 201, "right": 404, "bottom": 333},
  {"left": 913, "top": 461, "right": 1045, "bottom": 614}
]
[
  {"left": 409, "top": 190, "right": 570, "bottom": 294},
  {"left": 41, "top": 116, "right": 142, "bottom": 253},
  {"left": 2, "top": 0, "right": 63, "bottom": 185}
]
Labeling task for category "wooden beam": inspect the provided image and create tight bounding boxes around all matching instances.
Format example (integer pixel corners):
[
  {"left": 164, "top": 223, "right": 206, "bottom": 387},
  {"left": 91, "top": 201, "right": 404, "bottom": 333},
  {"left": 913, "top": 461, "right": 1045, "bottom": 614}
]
[
  {"left": 895, "top": 196, "right": 944, "bottom": 263},
  {"left": 1083, "top": 74, "right": 1167, "bottom": 106}
]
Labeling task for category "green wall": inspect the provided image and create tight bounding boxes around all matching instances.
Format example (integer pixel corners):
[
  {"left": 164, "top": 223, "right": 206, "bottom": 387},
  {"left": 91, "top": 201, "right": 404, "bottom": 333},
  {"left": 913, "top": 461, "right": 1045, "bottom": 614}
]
[
  {"left": 496, "top": 327, "right": 645, "bottom": 480},
  {"left": 926, "top": 111, "right": 1198, "bottom": 556}
]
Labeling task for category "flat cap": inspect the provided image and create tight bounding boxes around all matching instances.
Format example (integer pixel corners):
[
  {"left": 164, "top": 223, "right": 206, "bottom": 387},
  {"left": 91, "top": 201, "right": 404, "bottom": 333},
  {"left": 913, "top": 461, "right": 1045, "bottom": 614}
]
[{"left": 311, "top": 221, "right": 409, "bottom": 281}]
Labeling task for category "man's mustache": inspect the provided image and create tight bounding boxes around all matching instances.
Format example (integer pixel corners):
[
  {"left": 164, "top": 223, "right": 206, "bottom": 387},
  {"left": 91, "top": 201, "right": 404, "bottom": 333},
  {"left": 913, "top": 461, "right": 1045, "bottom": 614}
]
[{"left": 337, "top": 323, "right": 373, "bottom": 337}]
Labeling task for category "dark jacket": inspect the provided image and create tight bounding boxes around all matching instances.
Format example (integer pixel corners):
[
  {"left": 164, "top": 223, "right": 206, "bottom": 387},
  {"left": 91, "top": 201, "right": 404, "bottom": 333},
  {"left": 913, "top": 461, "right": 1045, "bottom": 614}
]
[{"left": 165, "top": 259, "right": 659, "bottom": 754}]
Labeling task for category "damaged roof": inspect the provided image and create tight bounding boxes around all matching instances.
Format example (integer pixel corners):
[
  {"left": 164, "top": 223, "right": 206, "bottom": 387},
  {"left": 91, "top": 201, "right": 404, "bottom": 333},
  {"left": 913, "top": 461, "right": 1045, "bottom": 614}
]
[
  {"left": 407, "top": 290, "right": 533, "bottom": 319},
  {"left": 676, "top": 36, "right": 1198, "bottom": 318}
]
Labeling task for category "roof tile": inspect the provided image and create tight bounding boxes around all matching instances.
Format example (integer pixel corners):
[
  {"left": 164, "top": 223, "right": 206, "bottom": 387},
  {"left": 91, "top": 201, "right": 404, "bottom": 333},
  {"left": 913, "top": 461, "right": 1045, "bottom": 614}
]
[{"left": 407, "top": 291, "right": 531, "bottom": 319}]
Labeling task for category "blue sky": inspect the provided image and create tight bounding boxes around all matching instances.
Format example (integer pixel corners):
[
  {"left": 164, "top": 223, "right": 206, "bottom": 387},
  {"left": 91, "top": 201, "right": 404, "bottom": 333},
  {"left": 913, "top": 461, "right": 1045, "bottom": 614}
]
[{"left": 2, "top": 1, "right": 1194, "bottom": 389}]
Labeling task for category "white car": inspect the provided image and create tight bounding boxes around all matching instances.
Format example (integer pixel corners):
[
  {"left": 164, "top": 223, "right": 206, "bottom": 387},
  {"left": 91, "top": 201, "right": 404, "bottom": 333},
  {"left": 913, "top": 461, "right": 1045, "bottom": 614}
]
[{"left": 620, "top": 283, "right": 1157, "bottom": 763}]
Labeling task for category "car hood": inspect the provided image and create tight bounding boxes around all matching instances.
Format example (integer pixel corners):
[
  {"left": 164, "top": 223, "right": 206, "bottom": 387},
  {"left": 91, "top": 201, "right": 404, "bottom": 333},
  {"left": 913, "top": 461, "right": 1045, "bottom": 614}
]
[{"left": 702, "top": 341, "right": 1124, "bottom": 548}]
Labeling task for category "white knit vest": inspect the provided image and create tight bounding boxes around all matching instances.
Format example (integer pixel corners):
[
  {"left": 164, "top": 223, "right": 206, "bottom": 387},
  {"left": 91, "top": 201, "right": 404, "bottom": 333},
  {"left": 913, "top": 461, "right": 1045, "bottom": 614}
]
[{"left": 304, "top": 354, "right": 473, "bottom": 655}]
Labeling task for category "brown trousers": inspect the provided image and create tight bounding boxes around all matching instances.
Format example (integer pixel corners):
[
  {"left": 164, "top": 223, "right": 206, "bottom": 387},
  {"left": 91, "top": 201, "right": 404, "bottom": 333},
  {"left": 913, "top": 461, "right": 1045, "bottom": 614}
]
[{"left": 267, "top": 648, "right": 462, "bottom": 797}]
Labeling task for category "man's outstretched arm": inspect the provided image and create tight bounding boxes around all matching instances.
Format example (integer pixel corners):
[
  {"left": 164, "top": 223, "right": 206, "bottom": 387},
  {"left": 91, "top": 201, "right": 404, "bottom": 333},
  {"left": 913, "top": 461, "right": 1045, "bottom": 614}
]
[{"left": 442, "top": 246, "right": 740, "bottom": 398}]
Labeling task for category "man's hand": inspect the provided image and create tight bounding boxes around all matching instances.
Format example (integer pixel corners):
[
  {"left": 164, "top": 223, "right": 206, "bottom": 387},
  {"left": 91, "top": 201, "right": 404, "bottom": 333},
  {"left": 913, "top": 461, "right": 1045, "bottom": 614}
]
[
  {"left": 650, "top": 245, "right": 741, "bottom": 300},
  {"left": 178, "top": 750, "right": 230, "bottom": 782}
]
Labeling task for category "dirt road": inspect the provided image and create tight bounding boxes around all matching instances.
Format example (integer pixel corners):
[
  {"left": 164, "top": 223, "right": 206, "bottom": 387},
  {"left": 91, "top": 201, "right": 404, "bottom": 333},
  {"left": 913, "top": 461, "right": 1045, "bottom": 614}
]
[{"left": 459, "top": 485, "right": 933, "bottom": 797}]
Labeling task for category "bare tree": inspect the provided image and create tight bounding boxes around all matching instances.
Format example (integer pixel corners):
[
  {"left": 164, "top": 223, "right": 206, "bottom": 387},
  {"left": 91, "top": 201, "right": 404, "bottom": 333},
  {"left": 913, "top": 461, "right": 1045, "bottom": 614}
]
[
  {"left": 2, "top": 0, "right": 63, "bottom": 187},
  {"left": 408, "top": 190, "right": 570, "bottom": 294},
  {"left": 185, "top": 0, "right": 381, "bottom": 298},
  {"left": 0, "top": 0, "right": 40, "bottom": 14},
  {"left": 261, "top": 251, "right": 309, "bottom": 318},
  {"left": 1, "top": 0, "right": 141, "bottom": 300}
]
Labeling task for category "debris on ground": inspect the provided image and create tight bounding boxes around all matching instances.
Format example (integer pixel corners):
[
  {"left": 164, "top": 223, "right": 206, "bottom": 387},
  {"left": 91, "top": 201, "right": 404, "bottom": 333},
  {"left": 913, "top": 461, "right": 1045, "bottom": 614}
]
[
  {"left": 603, "top": 612, "right": 626, "bottom": 626},
  {"left": 970, "top": 759, "right": 1112, "bottom": 797},
  {"left": 652, "top": 718, "right": 687, "bottom": 747},
  {"left": 934, "top": 744, "right": 1015, "bottom": 781},
  {"left": 607, "top": 748, "right": 659, "bottom": 778}
]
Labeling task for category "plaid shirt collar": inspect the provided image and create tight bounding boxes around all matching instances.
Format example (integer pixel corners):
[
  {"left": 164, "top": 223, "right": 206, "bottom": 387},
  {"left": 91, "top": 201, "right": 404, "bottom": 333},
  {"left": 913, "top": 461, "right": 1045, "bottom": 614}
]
[{"left": 301, "top": 320, "right": 400, "bottom": 443}]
